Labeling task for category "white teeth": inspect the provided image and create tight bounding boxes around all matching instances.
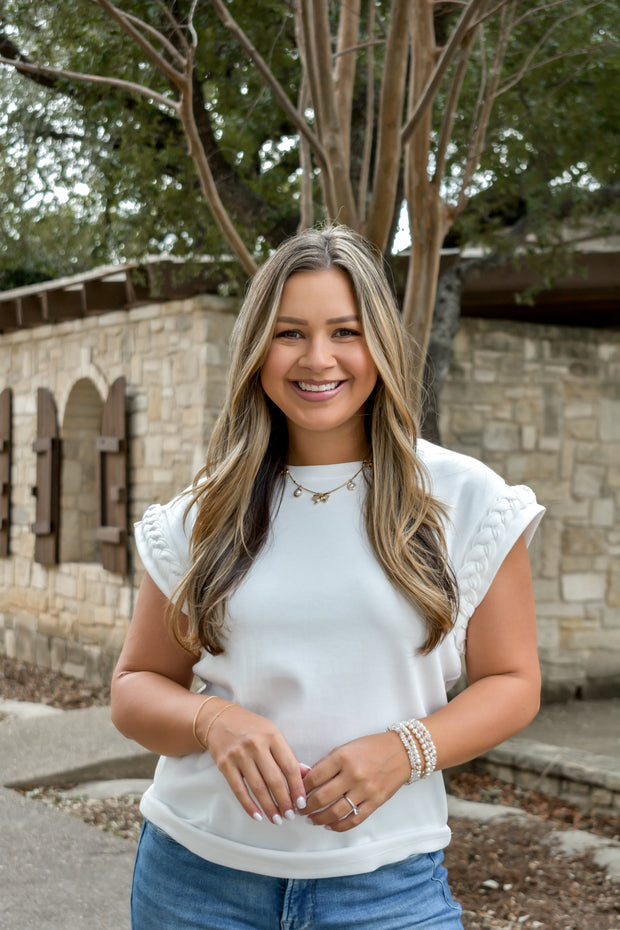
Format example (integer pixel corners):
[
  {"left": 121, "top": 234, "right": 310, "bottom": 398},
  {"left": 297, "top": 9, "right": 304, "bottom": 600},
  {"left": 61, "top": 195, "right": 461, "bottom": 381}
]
[{"left": 297, "top": 381, "right": 340, "bottom": 393}]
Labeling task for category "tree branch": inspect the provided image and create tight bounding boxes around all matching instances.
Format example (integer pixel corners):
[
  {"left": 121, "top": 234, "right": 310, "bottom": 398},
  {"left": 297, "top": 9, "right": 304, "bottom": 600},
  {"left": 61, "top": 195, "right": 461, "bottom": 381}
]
[
  {"left": 401, "top": 0, "right": 489, "bottom": 145},
  {"left": 433, "top": 29, "right": 476, "bottom": 184},
  {"left": 357, "top": 0, "right": 376, "bottom": 222},
  {"left": 363, "top": 0, "right": 410, "bottom": 249},
  {"left": 456, "top": 4, "right": 512, "bottom": 214},
  {"left": 208, "top": 0, "right": 327, "bottom": 170},
  {"left": 334, "top": 0, "right": 361, "bottom": 160},
  {"left": 121, "top": 10, "right": 186, "bottom": 68},
  {"left": 153, "top": 0, "right": 190, "bottom": 54},
  {"left": 496, "top": 0, "right": 608, "bottom": 97},
  {"left": 91, "top": 0, "right": 185, "bottom": 87},
  {"left": 0, "top": 56, "right": 176, "bottom": 111},
  {"left": 297, "top": 76, "right": 314, "bottom": 230}
]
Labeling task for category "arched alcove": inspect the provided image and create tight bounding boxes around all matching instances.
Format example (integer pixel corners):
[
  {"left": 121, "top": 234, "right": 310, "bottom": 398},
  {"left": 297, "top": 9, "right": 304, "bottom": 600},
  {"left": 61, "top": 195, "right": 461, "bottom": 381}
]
[{"left": 60, "top": 379, "right": 104, "bottom": 563}]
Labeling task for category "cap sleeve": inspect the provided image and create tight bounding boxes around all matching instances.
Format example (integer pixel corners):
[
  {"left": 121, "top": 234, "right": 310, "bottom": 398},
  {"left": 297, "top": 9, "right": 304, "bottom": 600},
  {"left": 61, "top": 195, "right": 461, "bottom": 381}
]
[
  {"left": 134, "top": 490, "right": 194, "bottom": 602},
  {"left": 453, "top": 483, "right": 544, "bottom": 653}
]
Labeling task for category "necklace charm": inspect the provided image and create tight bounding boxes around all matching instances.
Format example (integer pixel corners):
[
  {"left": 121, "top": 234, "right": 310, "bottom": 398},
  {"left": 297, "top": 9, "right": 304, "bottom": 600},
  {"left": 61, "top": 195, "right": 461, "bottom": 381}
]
[{"left": 283, "top": 460, "right": 371, "bottom": 503}]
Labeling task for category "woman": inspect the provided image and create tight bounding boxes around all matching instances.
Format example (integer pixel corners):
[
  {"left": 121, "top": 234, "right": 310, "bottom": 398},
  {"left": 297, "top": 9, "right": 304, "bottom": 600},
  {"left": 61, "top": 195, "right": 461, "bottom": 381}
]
[{"left": 112, "top": 225, "right": 544, "bottom": 929}]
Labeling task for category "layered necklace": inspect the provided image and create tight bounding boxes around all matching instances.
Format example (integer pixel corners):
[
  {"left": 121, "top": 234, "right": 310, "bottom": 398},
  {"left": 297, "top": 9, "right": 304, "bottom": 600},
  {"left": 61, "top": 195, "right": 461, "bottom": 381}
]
[{"left": 282, "top": 460, "right": 372, "bottom": 504}]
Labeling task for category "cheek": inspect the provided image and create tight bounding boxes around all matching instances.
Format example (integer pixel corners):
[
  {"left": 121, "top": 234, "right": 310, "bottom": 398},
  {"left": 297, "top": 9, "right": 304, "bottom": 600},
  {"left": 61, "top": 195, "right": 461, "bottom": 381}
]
[{"left": 259, "top": 348, "right": 284, "bottom": 401}]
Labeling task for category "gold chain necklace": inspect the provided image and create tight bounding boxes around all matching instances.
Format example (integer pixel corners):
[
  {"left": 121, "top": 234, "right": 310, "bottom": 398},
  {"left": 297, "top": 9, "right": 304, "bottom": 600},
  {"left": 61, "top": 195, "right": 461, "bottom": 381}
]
[{"left": 282, "top": 461, "right": 372, "bottom": 504}]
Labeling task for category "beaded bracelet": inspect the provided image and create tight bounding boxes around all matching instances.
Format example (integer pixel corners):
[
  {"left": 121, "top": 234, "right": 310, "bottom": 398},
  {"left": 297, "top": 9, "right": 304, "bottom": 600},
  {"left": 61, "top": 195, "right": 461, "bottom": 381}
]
[
  {"left": 387, "top": 717, "right": 438, "bottom": 784},
  {"left": 387, "top": 722, "right": 423, "bottom": 784},
  {"left": 405, "top": 719, "right": 438, "bottom": 777}
]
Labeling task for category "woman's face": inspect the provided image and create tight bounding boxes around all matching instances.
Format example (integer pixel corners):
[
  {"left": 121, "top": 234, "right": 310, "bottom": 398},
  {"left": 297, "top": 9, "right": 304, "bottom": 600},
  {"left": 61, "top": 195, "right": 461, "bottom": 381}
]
[{"left": 260, "top": 268, "right": 378, "bottom": 465}]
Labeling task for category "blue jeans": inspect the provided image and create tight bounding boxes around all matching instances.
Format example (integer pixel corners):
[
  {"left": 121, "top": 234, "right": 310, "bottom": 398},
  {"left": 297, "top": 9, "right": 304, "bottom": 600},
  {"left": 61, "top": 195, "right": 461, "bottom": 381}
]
[{"left": 131, "top": 821, "right": 463, "bottom": 929}]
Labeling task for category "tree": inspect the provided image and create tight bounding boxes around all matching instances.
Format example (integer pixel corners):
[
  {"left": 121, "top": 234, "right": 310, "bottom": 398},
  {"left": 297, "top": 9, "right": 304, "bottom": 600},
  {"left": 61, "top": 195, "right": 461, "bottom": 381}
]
[{"left": 1, "top": 0, "right": 618, "bottom": 387}]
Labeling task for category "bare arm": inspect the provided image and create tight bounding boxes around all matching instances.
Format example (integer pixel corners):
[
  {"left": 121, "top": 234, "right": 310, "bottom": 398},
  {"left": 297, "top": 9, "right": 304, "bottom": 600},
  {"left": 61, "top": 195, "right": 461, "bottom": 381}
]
[
  {"left": 302, "top": 535, "right": 541, "bottom": 829},
  {"left": 111, "top": 572, "right": 307, "bottom": 823}
]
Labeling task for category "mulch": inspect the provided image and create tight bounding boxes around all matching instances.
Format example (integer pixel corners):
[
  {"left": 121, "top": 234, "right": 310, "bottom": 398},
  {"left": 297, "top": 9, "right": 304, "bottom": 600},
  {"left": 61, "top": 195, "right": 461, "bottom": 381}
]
[{"left": 2, "top": 655, "right": 620, "bottom": 929}]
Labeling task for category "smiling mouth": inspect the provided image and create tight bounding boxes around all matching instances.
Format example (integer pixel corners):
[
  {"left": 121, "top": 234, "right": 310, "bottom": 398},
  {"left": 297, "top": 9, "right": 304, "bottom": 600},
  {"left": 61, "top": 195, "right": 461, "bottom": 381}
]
[{"left": 295, "top": 381, "right": 342, "bottom": 393}]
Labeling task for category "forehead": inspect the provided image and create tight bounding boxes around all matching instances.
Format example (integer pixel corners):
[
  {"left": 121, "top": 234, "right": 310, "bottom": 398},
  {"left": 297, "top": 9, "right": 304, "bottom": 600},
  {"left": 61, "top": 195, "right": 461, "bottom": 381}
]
[{"left": 277, "top": 268, "right": 359, "bottom": 319}]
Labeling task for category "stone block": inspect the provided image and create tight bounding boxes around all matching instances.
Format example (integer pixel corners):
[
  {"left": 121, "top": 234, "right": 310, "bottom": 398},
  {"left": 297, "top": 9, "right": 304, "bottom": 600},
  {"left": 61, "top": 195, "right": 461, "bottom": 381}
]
[
  {"left": 14, "top": 625, "right": 35, "bottom": 663},
  {"left": 571, "top": 463, "right": 606, "bottom": 499},
  {"left": 561, "top": 526, "right": 606, "bottom": 556},
  {"left": 482, "top": 421, "right": 520, "bottom": 452},
  {"left": 50, "top": 637, "right": 67, "bottom": 670},
  {"left": 4, "top": 628, "right": 16, "bottom": 658},
  {"left": 608, "top": 561, "right": 620, "bottom": 608},
  {"left": 600, "top": 399, "right": 620, "bottom": 441},
  {"left": 54, "top": 573, "right": 78, "bottom": 599},
  {"left": 34, "top": 633, "right": 51, "bottom": 668},
  {"left": 590, "top": 497, "right": 615, "bottom": 527},
  {"left": 565, "top": 419, "right": 597, "bottom": 441},
  {"left": 504, "top": 453, "right": 558, "bottom": 482},
  {"left": 561, "top": 572, "right": 606, "bottom": 602}
]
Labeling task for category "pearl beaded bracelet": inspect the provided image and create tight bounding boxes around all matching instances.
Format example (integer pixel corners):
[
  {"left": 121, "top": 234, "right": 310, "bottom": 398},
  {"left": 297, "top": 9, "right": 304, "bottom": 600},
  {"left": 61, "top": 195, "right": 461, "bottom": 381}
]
[{"left": 386, "top": 718, "right": 437, "bottom": 784}]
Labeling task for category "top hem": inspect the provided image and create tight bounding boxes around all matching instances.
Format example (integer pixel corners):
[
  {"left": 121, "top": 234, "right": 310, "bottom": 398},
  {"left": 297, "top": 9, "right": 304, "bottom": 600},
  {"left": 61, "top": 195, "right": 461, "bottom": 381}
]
[{"left": 140, "top": 793, "right": 452, "bottom": 879}]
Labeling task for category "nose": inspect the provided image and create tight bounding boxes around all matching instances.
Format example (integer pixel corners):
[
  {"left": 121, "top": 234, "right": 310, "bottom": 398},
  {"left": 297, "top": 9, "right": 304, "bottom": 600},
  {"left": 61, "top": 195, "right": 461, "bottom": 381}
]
[{"left": 299, "top": 335, "right": 336, "bottom": 372}]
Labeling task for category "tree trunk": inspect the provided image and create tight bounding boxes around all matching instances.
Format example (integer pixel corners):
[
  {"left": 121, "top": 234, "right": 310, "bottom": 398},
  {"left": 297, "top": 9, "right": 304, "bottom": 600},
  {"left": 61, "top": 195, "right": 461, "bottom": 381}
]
[{"left": 420, "top": 261, "right": 466, "bottom": 444}]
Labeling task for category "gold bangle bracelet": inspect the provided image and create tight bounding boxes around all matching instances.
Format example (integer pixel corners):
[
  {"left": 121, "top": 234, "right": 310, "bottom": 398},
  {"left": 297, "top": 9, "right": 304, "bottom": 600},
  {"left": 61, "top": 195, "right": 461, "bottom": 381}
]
[
  {"left": 203, "top": 703, "right": 235, "bottom": 749},
  {"left": 192, "top": 695, "right": 218, "bottom": 752}
]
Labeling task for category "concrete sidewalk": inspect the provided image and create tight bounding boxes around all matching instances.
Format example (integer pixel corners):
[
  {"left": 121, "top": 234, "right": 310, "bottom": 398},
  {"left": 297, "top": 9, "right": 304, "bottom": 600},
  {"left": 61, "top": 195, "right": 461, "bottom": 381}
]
[{"left": 0, "top": 698, "right": 619, "bottom": 929}]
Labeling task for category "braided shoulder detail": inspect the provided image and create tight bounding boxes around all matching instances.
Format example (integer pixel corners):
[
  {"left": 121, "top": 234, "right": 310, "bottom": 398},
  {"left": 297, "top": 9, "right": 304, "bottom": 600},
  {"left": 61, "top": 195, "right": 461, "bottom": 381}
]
[
  {"left": 138, "top": 503, "right": 179, "bottom": 566},
  {"left": 453, "top": 486, "right": 538, "bottom": 653}
]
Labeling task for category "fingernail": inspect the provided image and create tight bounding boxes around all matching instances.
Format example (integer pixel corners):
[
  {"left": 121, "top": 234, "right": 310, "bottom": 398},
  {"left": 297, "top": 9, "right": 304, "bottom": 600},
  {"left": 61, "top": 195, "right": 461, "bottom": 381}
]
[
  {"left": 272, "top": 814, "right": 283, "bottom": 825},
  {"left": 252, "top": 812, "right": 263, "bottom": 822},
  {"left": 284, "top": 809, "right": 295, "bottom": 821},
  {"left": 296, "top": 796, "right": 307, "bottom": 810}
]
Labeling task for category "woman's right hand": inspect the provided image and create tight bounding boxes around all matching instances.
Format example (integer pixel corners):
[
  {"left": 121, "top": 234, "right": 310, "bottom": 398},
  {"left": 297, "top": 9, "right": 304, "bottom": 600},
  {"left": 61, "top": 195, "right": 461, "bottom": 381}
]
[{"left": 203, "top": 702, "right": 307, "bottom": 824}]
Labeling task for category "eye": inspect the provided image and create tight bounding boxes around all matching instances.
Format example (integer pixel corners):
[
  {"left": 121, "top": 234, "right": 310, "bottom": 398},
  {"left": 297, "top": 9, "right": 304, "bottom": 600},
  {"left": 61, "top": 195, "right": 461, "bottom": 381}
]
[
  {"left": 275, "top": 329, "right": 303, "bottom": 339},
  {"left": 333, "top": 327, "right": 361, "bottom": 338}
]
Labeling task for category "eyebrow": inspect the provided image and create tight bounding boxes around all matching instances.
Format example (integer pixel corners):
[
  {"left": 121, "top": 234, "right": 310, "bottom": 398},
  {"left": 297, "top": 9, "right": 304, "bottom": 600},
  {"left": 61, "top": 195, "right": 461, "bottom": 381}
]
[{"left": 276, "top": 315, "right": 360, "bottom": 325}]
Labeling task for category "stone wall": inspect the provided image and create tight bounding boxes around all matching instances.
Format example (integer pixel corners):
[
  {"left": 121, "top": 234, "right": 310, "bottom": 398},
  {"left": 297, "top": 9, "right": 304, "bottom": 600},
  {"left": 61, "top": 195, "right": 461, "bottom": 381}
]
[
  {"left": 0, "top": 297, "right": 618, "bottom": 699},
  {"left": 441, "top": 318, "right": 620, "bottom": 701},
  {"left": 0, "top": 295, "right": 236, "bottom": 683}
]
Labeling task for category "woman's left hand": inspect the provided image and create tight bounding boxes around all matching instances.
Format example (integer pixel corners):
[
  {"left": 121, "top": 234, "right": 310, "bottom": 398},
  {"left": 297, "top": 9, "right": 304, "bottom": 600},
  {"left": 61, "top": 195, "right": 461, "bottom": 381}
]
[{"left": 300, "top": 731, "right": 410, "bottom": 831}]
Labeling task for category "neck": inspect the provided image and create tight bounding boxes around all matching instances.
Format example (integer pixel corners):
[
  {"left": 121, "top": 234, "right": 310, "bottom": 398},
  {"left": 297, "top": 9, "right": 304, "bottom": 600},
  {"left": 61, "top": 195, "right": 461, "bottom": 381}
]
[{"left": 287, "top": 430, "right": 369, "bottom": 466}]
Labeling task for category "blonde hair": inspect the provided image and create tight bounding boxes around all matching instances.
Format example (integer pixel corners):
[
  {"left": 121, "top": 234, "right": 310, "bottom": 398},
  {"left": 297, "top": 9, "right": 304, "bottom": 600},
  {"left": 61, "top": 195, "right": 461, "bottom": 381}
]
[{"left": 170, "top": 225, "right": 457, "bottom": 655}]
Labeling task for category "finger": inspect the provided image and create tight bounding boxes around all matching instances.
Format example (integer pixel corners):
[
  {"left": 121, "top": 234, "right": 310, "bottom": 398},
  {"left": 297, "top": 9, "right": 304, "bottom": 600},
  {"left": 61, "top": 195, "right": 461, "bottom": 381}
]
[
  {"left": 301, "top": 756, "right": 342, "bottom": 800},
  {"left": 271, "top": 748, "right": 308, "bottom": 813},
  {"left": 222, "top": 763, "right": 269, "bottom": 823},
  {"left": 325, "top": 804, "right": 368, "bottom": 832},
  {"left": 309, "top": 794, "right": 362, "bottom": 827},
  {"left": 244, "top": 756, "right": 295, "bottom": 824}
]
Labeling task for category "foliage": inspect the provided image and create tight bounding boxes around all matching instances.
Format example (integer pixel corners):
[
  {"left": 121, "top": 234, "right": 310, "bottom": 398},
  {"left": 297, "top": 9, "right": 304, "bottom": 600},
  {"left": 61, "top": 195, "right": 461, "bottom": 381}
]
[{"left": 0, "top": 0, "right": 618, "bottom": 358}]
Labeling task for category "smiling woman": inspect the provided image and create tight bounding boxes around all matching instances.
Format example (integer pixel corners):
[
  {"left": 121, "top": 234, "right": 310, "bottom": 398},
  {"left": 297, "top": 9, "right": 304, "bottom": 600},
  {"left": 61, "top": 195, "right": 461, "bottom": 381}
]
[
  {"left": 111, "top": 224, "right": 544, "bottom": 930},
  {"left": 260, "top": 267, "right": 378, "bottom": 465}
]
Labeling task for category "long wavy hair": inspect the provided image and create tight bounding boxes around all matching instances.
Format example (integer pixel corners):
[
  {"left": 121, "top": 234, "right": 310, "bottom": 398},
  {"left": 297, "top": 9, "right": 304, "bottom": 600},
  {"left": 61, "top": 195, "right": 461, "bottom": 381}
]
[{"left": 170, "top": 225, "right": 458, "bottom": 656}]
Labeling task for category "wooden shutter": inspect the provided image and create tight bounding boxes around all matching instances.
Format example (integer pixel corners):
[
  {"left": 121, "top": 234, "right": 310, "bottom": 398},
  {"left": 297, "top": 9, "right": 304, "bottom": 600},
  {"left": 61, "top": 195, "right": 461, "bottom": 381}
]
[
  {"left": 97, "top": 377, "right": 128, "bottom": 574},
  {"left": 32, "top": 388, "right": 61, "bottom": 565},
  {"left": 0, "top": 388, "right": 11, "bottom": 556}
]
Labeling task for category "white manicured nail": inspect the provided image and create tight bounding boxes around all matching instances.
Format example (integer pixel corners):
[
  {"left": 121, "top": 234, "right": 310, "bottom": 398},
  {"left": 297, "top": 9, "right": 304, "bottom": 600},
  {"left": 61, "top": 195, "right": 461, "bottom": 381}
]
[
  {"left": 252, "top": 812, "right": 263, "bottom": 822},
  {"left": 272, "top": 814, "right": 283, "bottom": 825},
  {"left": 296, "top": 796, "right": 307, "bottom": 810},
  {"left": 284, "top": 809, "right": 295, "bottom": 821}
]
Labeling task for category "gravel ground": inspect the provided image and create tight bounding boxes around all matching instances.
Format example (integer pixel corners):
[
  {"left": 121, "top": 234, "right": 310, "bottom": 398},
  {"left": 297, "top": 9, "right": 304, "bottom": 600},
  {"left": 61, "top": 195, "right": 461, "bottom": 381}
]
[{"left": 3, "top": 656, "right": 620, "bottom": 929}]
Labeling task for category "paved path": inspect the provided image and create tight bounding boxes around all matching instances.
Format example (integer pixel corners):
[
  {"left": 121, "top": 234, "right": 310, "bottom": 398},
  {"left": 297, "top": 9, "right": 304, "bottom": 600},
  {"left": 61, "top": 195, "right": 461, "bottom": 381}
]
[{"left": 1, "top": 698, "right": 619, "bottom": 929}]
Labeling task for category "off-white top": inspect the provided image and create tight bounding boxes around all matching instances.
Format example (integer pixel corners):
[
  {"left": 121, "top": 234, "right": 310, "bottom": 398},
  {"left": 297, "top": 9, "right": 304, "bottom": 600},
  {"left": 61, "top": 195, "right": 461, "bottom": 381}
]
[{"left": 135, "top": 439, "right": 544, "bottom": 878}]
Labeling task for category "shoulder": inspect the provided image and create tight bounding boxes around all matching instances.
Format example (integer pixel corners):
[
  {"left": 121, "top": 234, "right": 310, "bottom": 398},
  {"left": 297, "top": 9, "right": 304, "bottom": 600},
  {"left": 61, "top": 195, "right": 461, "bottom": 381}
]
[
  {"left": 416, "top": 438, "right": 510, "bottom": 508},
  {"left": 415, "top": 437, "right": 544, "bottom": 572}
]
